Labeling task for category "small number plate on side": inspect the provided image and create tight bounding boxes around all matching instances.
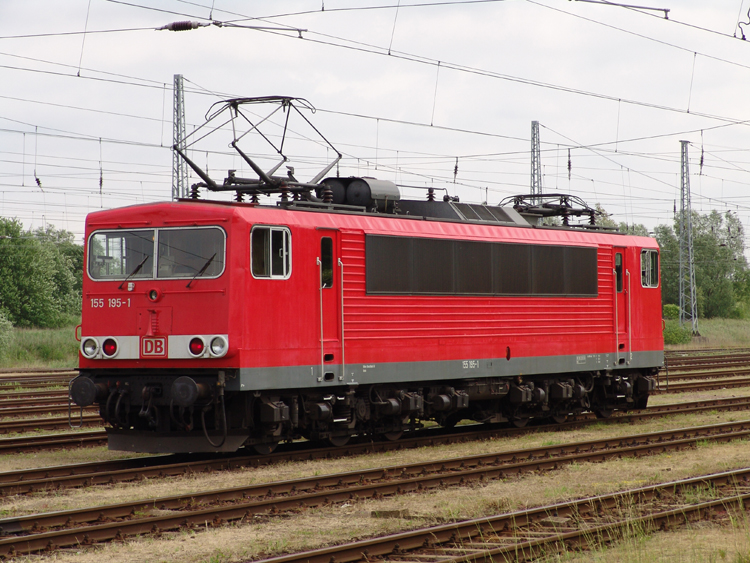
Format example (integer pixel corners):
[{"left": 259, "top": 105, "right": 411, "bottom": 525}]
[{"left": 141, "top": 336, "right": 167, "bottom": 358}]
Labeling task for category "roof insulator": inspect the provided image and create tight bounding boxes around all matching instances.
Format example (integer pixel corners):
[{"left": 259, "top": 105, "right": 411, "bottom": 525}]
[{"left": 156, "top": 21, "right": 207, "bottom": 32}]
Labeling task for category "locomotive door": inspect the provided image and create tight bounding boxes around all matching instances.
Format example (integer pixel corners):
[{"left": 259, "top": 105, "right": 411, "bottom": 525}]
[
  {"left": 613, "top": 248, "right": 630, "bottom": 365},
  {"left": 317, "top": 230, "right": 342, "bottom": 381}
]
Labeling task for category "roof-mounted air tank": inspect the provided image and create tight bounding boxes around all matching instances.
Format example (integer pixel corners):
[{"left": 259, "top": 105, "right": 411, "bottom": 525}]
[{"left": 320, "top": 177, "right": 400, "bottom": 212}]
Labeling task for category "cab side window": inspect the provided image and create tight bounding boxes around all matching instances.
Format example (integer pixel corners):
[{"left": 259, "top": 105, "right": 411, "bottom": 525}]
[
  {"left": 320, "top": 237, "right": 333, "bottom": 288},
  {"left": 641, "top": 249, "right": 659, "bottom": 288},
  {"left": 251, "top": 226, "right": 291, "bottom": 279}
]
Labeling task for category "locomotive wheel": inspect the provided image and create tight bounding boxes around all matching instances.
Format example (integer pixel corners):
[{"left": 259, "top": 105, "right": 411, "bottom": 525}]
[
  {"left": 383, "top": 430, "right": 403, "bottom": 441},
  {"left": 328, "top": 435, "right": 351, "bottom": 447},
  {"left": 253, "top": 442, "right": 278, "bottom": 455},
  {"left": 511, "top": 417, "right": 529, "bottom": 428},
  {"left": 594, "top": 408, "right": 613, "bottom": 419},
  {"left": 551, "top": 414, "right": 568, "bottom": 424}
]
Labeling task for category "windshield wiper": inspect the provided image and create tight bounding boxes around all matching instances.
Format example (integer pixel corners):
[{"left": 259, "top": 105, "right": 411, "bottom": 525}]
[
  {"left": 186, "top": 253, "right": 216, "bottom": 288},
  {"left": 118, "top": 256, "right": 150, "bottom": 290}
]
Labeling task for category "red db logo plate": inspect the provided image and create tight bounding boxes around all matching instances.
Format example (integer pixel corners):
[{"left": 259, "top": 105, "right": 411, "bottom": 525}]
[{"left": 141, "top": 336, "right": 167, "bottom": 358}]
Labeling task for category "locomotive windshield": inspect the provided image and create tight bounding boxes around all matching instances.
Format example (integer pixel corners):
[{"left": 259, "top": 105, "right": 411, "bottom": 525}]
[
  {"left": 88, "top": 227, "right": 225, "bottom": 280},
  {"left": 157, "top": 228, "right": 225, "bottom": 278},
  {"left": 88, "top": 230, "right": 154, "bottom": 280}
]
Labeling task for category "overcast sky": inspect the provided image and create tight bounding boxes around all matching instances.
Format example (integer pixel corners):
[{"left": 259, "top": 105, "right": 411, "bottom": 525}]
[{"left": 1, "top": 0, "right": 749, "bottom": 244}]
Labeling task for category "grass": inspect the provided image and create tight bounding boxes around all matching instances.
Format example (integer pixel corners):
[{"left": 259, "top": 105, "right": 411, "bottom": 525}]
[
  {"left": 667, "top": 318, "right": 750, "bottom": 350},
  {"left": 0, "top": 324, "right": 79, "bottom": 369}
]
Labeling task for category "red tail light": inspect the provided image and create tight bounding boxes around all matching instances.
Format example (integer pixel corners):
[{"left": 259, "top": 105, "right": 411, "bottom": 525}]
[
  {"left": 102, "top": 338, "right": 118, "bottom": 357},
  {"left": 189, "top": 337, "right": 205, "bottom": 356}
]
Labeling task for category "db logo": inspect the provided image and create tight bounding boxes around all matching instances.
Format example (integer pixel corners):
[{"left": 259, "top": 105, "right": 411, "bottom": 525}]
[{"left": 141, "top": 337, "right": 167, "bottom": 358}]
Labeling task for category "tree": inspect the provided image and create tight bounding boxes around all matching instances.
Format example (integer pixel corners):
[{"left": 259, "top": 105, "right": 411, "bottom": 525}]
[
  {"left": 593, "top": 204, "right": 650, "bottom": 236},
  {"left": 655, "top": 210, "right": 747, "bottom": 319},
  {"left": 0, "top": 219, "right": 82, "bottom": 328},
  {"left": 33, "top": 226, "right": 83, "bottom": 316}
]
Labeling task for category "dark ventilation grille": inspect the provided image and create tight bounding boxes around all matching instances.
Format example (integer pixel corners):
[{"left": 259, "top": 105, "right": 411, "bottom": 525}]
[
  {"left": 365, "top": 235, "right": 412, "bottom": 293},
  {"left": 366, "top": 235, "right": 598, "bottom": 297},
  {"left": 413, "top": 238, "right": 455, "bottom": 293},
  {"left": 565, "top": 246, "right": 598, "bottom": 295},
  {"left": 495, "top": 243, "right": 531, "bottom": 295},
  {"left": 532, "top": 246, "right": 565, "bottom": 295},
  {"left": 456, "top": 241, "right": 493, "bottom": 294}
]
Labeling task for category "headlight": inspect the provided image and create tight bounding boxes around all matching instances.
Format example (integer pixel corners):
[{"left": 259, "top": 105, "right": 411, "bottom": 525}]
[
  {"left": 209, "top": 336, "right": 228, "bottom": 357},
  {"left": 81, "top": 338, "right": 99, "bottom": 358}
]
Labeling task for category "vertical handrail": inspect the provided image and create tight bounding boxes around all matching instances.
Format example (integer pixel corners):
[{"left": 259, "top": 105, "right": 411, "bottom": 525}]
[
  {"left": 613, "top": 267, "right": 619, "bottom": 366},
  {"left": 339, "top": 258, "right": 345, "bottom": 383},
  {"left": 317, "top": 257, "right": 324, "bottom": 381},
  {"left": 626, "top": 270, "right": 632, "bottom": 365}
]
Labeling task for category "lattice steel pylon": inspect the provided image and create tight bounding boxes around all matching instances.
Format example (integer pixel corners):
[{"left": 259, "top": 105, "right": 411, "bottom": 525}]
[
  {"left": 678, "top": 140, "right": 699, "bottom": 335},
  {"left": 172, "top": 74, "right": 188, "bottom": 200},
  {"left": 530, "top": 121, "right": 542, "bottom": 205}
]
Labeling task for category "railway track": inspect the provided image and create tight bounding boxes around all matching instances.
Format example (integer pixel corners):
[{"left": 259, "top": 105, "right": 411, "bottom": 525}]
[
  {"left": 0, "top": 370, "right": 75, "bottom": 382},
  {"left": 0, "top": 390, "right": 69, "bottom": 404},
  {"left": 0, "top": 402, "right": 97, "bottom": 417},
  {"left": 1, "top": 416, "right": 749, "bottom": 557},
  {"left": 654, "top": 375, "right": 750, "bottom": 393},
  {"left": 660, "top": 367, "right": 750, "bottom": 381},
  {"left": 0, "top": 430, "right": 106, "bottom": 453},
  {"left": 665, "top": 347, "right": 750, "bottom": 356},
  {"left": 256, "top": 466, "right": 750, "bottom": 563},
  {"left": 0, "top": 381, "right": 71, "bottom": 391},
  {"left": 1, "top": 394, "right": 750, "bottom": 496},
  {"left": 0, "top": 413, "right": 101, "bottom": 435}
]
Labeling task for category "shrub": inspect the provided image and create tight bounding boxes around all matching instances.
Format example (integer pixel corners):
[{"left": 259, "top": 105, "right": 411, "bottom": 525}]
[
  {"left": 662, "top": 304, "right": 680, "bottom": 320},
  {"left": 663, "top": 320, "right": 693, "bottom": 345},
  {"left": 0, "top": 310, "right": 11, "bottom": 358}
]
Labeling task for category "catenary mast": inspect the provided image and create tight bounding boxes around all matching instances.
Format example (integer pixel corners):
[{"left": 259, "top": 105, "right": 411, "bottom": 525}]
[
  {"left": 172, "top": 74, "right": 188, "bottom": 200},
  {"left": 678, "top": 140, "right": 699, "bottom": 335},
  {"left": 530, "top": 121, "right": 542, "bottom": 205}
]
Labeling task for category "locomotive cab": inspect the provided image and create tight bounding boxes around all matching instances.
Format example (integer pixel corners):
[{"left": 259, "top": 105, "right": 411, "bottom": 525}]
[{"left": 72, "top": 208, "right": 249, "bottom": 451}]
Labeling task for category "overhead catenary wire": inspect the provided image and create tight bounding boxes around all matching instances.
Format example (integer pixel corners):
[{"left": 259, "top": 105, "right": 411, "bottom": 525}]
[{"left": 1, "top": 2, "right": 748, "bottom": 243}]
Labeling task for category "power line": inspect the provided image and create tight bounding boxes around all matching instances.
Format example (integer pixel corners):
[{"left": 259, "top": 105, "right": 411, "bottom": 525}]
[
  {"left": 527, "top": 0, "right": 750, "bottom": 73},
  {"left": 0, "top": 26, "right": 157, "bottom": 40},
  {"left": 272, "top": 28, "right": 750, "bottom": 127},
  {"left": 65, "top": 2, "right": 750, "bottom": 128}
]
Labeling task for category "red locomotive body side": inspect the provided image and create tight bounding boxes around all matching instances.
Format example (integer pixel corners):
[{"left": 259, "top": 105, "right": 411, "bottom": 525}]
[
  {"left": 82, "top": 203, "right": 662, "bottom": 370},
  {"left": 75, "top": 198, "right": 662, "bottom": 453}
]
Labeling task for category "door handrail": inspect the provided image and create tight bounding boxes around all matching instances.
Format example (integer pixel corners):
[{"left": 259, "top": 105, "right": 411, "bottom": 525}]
[
  {"left": 339, "top": 258, "right": 345, "bottom": 382},
  {"left": 626, "top": 269, "right": 632, "bottom": 365},
  {"left": 317, "top": 257, "right": 324, "bottom": 381},
  {"left": 613, "top": 267, "right": 619, "bottom": 366}
]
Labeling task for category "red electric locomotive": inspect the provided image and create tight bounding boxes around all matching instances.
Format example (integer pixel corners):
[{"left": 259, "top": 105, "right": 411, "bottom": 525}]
[{"left": 70, "top": 98, "right": 663, "bottom": 453}]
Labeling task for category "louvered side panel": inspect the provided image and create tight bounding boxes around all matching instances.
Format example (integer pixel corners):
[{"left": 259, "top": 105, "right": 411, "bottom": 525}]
[{"left": 341, "top": 232, "right": 615, "bottom": 344}]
